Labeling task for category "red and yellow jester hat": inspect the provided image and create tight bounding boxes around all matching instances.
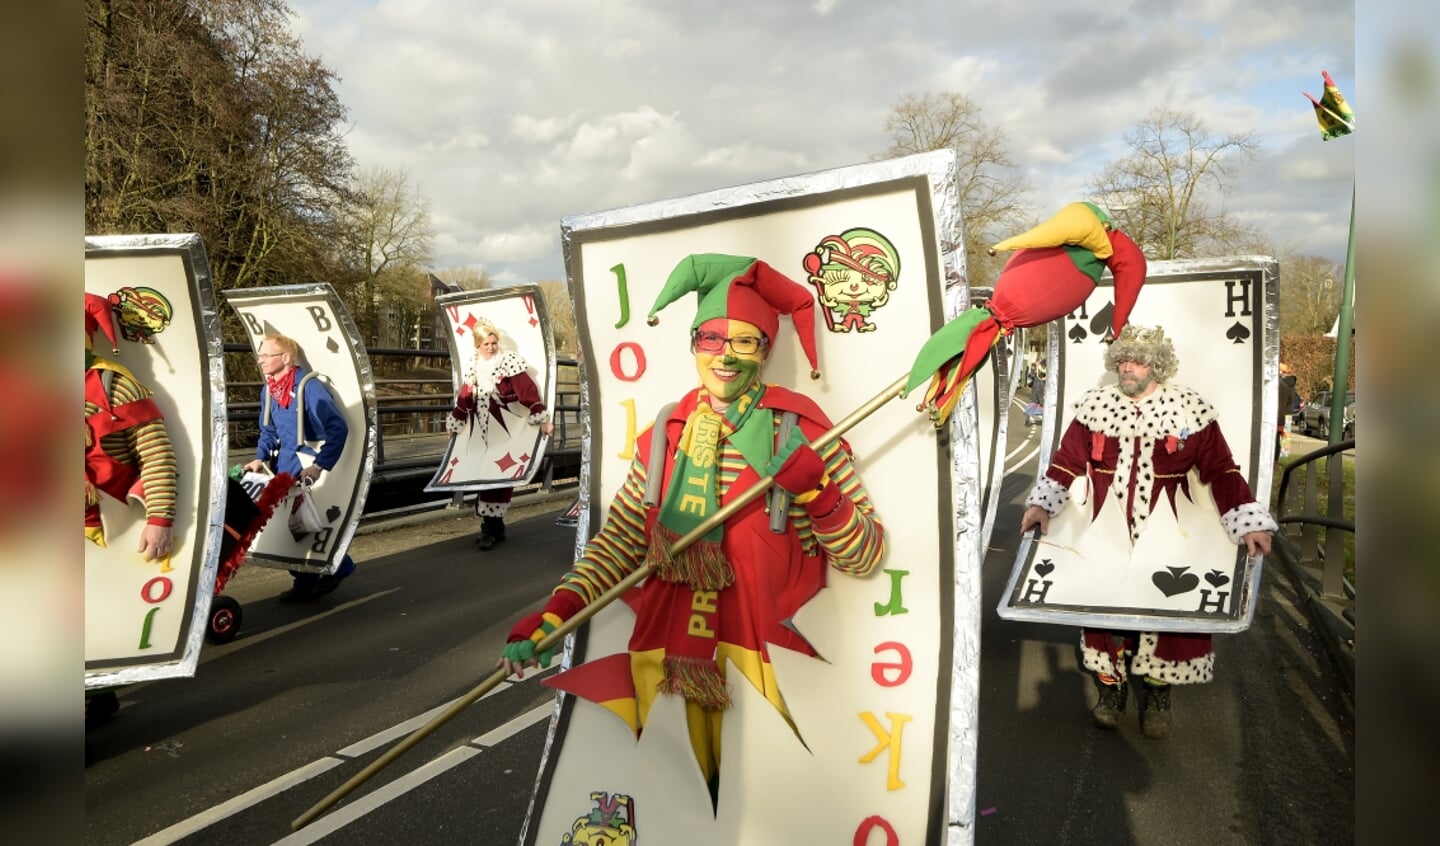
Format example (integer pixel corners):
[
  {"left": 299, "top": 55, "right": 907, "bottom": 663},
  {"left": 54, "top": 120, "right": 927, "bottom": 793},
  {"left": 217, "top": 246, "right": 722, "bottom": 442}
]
[
  {"left": 85, "top": 292, "right": 120, "bottom": 354},
  {"left": 647, "top": 253, "right": 822, "bottom": 379}
]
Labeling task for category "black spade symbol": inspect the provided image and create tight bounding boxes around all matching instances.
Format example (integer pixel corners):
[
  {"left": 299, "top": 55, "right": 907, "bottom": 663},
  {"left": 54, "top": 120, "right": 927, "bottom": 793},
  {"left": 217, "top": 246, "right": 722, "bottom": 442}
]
[
  {"left": 1205, "top": 570, "right": 1230, "bottom": 587},
  {"left": 1152, "top": 566, "right": 1200, "bottom": 597},
  {"left": 1089, "top": 302, "right": 1115, "bottom": 336},
  {"left": 1034, "top": 559, "right": 1055, "bottom": 577},
  {"left": 326, "top": 336, "right": 341, "bottom": 353},
  {"left": 1068, "top": 324, "right": 1088, "bottom": 343},
  {"left": 326, "top": 505, "right": 341, "bottom": 523},
  {"left": 1225, "top": 322, "right": 1251, "bottom": 344}
]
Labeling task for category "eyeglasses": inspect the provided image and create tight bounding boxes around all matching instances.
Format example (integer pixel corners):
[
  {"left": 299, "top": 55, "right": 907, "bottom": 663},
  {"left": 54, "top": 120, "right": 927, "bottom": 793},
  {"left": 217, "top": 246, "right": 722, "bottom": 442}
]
[
  {"left": 256, "top": 352, "right": 284, "bottom": 360},
  {"left": 691, "top": 330, "right": 765, "bottom": 356}
]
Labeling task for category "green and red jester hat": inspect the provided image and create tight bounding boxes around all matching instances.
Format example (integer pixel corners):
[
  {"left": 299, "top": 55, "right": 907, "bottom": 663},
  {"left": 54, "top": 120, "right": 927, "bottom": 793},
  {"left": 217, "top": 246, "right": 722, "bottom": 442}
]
[
  {"left": 906, "top": 202, "right": 1147, "bottom": 425},
  {"left": 646, "top": 253, "right": 822, "bottom": 379}
]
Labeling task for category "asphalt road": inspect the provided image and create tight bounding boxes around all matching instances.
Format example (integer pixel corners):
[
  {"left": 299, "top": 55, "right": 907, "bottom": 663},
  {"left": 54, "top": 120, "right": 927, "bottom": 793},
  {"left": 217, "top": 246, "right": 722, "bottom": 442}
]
[{"left": 84, "top": 401, "right": 1355, "bottom": 845}]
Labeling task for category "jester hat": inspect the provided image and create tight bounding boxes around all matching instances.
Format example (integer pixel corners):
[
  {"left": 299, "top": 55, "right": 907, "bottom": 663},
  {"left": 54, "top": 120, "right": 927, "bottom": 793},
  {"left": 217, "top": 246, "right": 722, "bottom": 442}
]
[
  {"left": 85, "top": 292, "right": 120, "bottom": 353},
  {"left": 647, "top": 253, "right": 821, "bottom": 379},
  {"left": 906, "top": 204, "right": 1147, "bottom": 425}
]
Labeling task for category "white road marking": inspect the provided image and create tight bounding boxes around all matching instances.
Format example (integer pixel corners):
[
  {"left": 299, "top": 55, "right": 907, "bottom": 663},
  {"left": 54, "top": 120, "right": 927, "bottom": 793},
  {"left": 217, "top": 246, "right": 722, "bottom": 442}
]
[
  {"left": 271, "top": 746, "right": 484, "bottom": 846},
  {"left": 201, "top": 589, "right": 404, "bottom": 660},
  {"left": 127, "top": 668, "right": 559, "bottom": 845},
  {"left": 472, "top": 703, "right": 553, "bottom": 747},
  {"left": 130, "top": 757, "right": 346, "bottom": 846}
]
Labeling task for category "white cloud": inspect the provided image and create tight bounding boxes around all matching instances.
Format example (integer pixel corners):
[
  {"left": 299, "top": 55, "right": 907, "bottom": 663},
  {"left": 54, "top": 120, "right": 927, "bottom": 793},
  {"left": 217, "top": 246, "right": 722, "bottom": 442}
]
[{"left": 286, "top": 0, "right": 1354, "bottom": 274}]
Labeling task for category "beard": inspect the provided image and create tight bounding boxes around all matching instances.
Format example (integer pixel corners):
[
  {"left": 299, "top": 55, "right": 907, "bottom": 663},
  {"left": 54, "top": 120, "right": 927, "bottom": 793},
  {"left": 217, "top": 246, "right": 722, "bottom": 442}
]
[{"left": 1117, "top": 373, "right": 1154, "bottom": 398}]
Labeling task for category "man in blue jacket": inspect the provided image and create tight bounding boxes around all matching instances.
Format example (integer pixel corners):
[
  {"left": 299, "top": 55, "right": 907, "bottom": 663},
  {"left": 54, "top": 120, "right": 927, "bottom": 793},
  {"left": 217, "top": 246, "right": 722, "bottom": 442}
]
[{"left": 242, "top": 333, "right": 357, "bottom": 601}]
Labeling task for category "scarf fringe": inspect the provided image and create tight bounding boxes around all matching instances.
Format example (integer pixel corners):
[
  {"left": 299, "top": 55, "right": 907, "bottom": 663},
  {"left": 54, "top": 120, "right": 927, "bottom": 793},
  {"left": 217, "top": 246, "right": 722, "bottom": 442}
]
[
  {"left": 645, "top": 523, "right": 734, "bottom": 590},
  {"left": 658, "top": 655, "right": 731, "bottom": 710}
]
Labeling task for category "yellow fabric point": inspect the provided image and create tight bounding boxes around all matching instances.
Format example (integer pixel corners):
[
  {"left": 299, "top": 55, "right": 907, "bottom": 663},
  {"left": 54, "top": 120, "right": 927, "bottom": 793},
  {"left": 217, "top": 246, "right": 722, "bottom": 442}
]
[
  {"left": 791, "top": 472, "right": 830, "bottom": 504},
  {"left": 991, "top": 202, "right": 1113, "bottom": 259},
  {"left": 86, "top": 525, "right": 107, "bottom": 547}
]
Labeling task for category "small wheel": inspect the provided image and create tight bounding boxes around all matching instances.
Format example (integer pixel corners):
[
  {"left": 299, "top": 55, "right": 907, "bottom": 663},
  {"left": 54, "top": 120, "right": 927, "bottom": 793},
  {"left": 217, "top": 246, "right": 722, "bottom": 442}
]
[{"left": 207, "top": 595, "right": 243, "bottom": 644}]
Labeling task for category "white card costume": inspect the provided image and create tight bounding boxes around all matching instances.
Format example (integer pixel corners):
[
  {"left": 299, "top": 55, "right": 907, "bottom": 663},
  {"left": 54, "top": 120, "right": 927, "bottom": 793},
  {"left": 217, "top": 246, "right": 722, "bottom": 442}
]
[
  {"left": 221, "top": 285, "right": 376, "bottom": 576},
  {"left": 999, "top": 258, "right": 1280, "bottom": 632},
  {"left": 519, "top": 151, "right": 992, "bottom": 846},
  {"left": 85, "top": 234, "right": 228, "bottom": 688},
  {"left": 425, "top": 286, "right": 556, "bottom": 492}
]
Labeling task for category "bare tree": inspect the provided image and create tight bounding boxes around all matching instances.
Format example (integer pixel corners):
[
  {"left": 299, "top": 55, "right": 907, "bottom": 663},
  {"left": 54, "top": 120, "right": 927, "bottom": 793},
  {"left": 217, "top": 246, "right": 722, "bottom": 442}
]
[
  {"left": 338, "top": 166, "right": 434, "bottom": 340},
  {"left": 86, "top": 0, "right": 354, "bottom": 296},
  {"left": 1279, "top": 254, "right": 1345, "bottom": 336},
  {"left": 878, "top": 91, "right": 1030, "bottom": 285},
  {"left": 1088, "top": 108, "right": 1261, "bottom": 260},
  {"left": 431, "top": 266, "right": 493, "bottom": 291},
  {"left": 537, "top": 280, "right": 576, "bottom": 355}
]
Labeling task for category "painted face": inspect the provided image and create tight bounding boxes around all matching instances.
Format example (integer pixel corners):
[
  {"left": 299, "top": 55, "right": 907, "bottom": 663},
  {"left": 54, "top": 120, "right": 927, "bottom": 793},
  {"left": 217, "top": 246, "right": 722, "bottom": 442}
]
[
  {"left": 1115, "top": 358, "right": 1157, "bottom": 399},
  {"left": 476, "top": 333, "right": 500, "bottom": 360},
  {"left": 692, "top": 318, "right": 766, "bottom": 409},
  {"left": 256, "top": 339, "right": 292, "bottom": 378},
  {"left": 818, "top": 265, "right": 891, "bottom": 310}
]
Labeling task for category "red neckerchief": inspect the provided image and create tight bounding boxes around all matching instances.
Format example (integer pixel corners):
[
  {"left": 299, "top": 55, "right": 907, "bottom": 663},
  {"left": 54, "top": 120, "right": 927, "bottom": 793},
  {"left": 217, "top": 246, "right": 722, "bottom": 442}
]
[{"left": 267, "top": 368, "right": 296, "bottom": 409}]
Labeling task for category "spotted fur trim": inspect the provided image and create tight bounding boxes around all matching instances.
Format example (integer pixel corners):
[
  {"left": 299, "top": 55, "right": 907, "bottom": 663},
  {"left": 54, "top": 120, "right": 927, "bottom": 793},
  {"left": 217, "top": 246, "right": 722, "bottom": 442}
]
[
  {"left": 1220, "top": 501, "right": 1279, "bottom": 544},
  {"left": 1074, "top": 384, "right": 1217, "bottom": 543},
  {"left": 474, "top": 500, "right": 509, "bottom": 518},
  {"left": 1025, "top": 476, "right": 1070, "bottom": 515},
  {"left": 1080, "top": 631, "right": 1215, "bottom": 685},
  {"left": 1129, "top": 632, "right": 1215, "bottom": 685},
  {"left": 527, "top": 410, "right": 551, "bottom": 426}
]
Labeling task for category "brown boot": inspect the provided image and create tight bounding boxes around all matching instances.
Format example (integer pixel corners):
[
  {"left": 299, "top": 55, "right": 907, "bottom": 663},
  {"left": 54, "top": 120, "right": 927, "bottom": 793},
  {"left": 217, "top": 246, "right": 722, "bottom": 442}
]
[
  {"left": 1141, "top": 682, "right": 1172, "bottom": 738},
  {"left": 1091, "top": 676, "right": 1128, "bottom": 730}
]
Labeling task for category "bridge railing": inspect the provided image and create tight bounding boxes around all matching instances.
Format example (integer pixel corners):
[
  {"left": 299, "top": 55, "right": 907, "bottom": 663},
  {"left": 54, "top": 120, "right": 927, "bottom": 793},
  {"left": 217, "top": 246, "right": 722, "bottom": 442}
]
[
  {"left": 222, "top": 344, "right": 584, "bottom": 500},
  {"left": 1273, "top": 438, "right": 1355, "bottom": 694}
]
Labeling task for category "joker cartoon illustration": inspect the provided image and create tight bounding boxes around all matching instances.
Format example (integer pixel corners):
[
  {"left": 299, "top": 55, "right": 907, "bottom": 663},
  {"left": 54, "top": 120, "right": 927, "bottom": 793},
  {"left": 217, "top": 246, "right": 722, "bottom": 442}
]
[{"left": 802, "top": 227, "right": 900, "bottom": 333}]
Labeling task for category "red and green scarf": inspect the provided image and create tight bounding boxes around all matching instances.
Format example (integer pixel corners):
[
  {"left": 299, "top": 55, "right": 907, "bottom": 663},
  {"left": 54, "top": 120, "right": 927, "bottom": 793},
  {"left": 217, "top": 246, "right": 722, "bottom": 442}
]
[{"left": 645, "top": 381, "right": 774, "bottom": 591}]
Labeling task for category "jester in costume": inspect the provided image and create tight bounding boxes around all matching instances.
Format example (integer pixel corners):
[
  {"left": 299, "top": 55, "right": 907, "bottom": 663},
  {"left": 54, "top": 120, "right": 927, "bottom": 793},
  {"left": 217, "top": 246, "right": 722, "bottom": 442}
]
[
  {"left": 84, "top": 292, "right": 177, "bottom": 561},
  {"left": 498, "top": 254, "right": 885, "bottom": 801}
]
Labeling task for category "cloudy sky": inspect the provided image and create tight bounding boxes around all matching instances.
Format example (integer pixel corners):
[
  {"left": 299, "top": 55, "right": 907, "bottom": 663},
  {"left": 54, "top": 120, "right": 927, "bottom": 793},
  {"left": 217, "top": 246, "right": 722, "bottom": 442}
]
[{"left": 288, "top": 0, "right": 1355, "bottom": 286}]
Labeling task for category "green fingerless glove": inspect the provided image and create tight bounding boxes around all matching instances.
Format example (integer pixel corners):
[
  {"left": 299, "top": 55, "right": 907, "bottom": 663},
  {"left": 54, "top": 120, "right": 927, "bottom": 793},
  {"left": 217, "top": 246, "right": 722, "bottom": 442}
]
[
  {"left": 502, "top": 611, "right": 564, "bottom": 669},
  {"left": 500, "top": 638, "right": 537, "bottom": 667}
]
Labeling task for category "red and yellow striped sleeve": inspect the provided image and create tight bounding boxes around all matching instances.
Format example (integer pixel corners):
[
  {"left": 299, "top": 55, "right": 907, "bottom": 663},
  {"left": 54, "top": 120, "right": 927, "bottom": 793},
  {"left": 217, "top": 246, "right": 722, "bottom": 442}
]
[
  {"left": 798, "top": 438, "right": 884, "bottom": 576},
  {"left": 557, "top": 453, "right": 651, "bottom": 604}
]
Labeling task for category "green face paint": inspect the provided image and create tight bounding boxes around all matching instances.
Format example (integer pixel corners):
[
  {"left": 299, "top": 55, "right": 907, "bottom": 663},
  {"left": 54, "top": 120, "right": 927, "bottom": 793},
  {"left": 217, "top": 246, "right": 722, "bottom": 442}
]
[{"left": 693, "top": 318, "right": 766, "bottom": 409}]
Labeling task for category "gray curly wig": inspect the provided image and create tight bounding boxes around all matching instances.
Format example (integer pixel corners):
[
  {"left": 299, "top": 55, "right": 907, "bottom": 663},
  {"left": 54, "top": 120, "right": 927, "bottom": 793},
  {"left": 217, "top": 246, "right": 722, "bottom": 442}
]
[{"left": 1103, "top": 324, "right": 1178, "bottom": 383}]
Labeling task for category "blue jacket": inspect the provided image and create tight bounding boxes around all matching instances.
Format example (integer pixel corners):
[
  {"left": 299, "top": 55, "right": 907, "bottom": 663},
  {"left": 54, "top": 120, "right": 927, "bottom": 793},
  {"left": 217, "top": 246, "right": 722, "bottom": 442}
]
[{"left": 255, "top": 366, "right": 349, "bottom": 476}]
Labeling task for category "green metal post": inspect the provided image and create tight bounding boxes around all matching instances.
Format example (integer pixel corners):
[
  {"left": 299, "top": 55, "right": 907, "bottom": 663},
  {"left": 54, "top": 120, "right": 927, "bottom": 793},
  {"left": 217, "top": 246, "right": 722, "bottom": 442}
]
[{"left": 1321, "top": 184, "right": 1356, "bottom": 599}]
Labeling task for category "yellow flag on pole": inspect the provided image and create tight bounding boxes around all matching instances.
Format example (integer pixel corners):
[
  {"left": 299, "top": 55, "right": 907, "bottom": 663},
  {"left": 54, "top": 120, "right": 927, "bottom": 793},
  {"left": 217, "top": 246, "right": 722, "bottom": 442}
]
[{"left": 1303, "top": 69, "right": 1354, "bottom": 140}]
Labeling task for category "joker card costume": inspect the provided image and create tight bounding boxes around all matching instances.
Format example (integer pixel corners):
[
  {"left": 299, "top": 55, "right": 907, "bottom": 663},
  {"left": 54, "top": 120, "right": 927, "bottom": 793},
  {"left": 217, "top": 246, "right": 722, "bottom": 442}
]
[
  {"left": 84, "top": 293, "right": 177, "bottom": 547},
  {"left": 502, "top": 254, "right": 885, "bottom": 788}
]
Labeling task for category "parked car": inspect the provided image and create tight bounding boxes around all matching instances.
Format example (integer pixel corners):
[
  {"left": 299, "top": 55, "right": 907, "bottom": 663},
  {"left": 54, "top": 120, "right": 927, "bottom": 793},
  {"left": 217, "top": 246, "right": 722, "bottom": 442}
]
[{"left": 1299, "top": 390, "right": 1355, "bottom": 439}]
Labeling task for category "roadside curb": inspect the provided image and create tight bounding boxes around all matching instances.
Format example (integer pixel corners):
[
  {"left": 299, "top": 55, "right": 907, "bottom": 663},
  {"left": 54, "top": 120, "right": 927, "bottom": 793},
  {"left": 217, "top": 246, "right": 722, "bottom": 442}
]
[
  {"left": 355, "top": 487, "right": 578, "bottom": 536},
  {"left": 1273, "top": 536, "right": 1355, "bottom": 702}
]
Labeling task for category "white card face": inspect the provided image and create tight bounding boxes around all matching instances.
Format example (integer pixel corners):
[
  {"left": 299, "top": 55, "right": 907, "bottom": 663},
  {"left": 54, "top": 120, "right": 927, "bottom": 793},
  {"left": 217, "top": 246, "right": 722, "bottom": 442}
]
[
  {"left": 425, "top": 286, "right": 555, "bottom": 491},
  {"left": 523, "top": 153, "right": 985, "bottom": 846},
  {"left": 85, "top": 235, "right": 226, "bottom": 687},
  {"left": 222, "top": 285, "right": 376, "bottom": 575},
  {"left": 999, "top": 258, "right": 1280, "bottom": 633}
]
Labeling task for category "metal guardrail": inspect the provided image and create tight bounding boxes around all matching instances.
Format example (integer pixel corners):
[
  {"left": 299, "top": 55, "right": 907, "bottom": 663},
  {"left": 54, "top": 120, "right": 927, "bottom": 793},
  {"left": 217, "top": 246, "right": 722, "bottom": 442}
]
[
  {"left": 1272, "top": 438, "right": 1356, "bottom": 695},
  {"left": 1275, "top": 438, "right": 1355, "bottom": 600},
  {"left": 222, "top": 343, "right": 584, "bottom": 500}
]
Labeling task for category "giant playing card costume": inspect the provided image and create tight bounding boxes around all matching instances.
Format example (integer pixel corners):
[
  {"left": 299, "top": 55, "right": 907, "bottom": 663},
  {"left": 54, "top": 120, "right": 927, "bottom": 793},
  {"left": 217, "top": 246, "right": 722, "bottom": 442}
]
[{"left": 503, "top": 254, "right": 885, "bottom": 788}]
